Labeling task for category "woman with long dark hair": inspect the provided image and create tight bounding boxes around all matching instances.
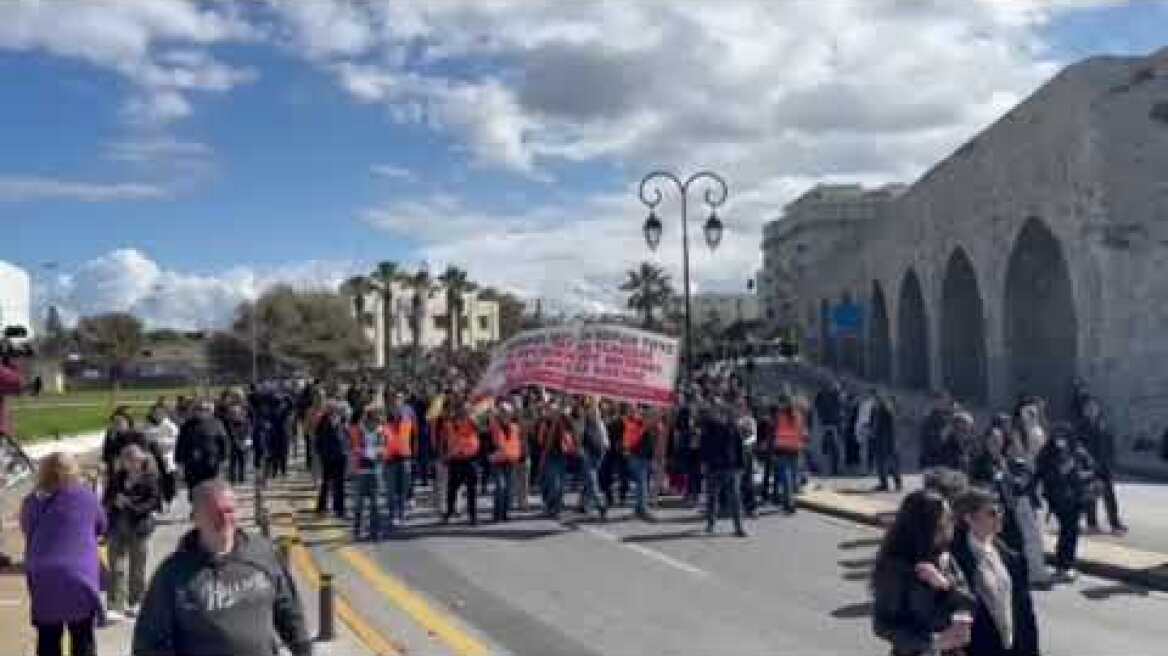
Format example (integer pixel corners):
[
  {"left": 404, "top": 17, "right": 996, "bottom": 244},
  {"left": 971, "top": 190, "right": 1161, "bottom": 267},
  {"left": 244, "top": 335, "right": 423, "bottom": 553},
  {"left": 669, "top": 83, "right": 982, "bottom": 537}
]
[{"left": 872, "top": 489, "right": 975, "bottom": 656}]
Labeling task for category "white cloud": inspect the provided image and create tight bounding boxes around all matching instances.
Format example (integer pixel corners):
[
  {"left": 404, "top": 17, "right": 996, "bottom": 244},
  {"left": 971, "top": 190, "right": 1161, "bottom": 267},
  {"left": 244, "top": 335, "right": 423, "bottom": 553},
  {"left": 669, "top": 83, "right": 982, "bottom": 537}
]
[
  {"left": 0, "top": 0, "right": 257, "bottom": 124},
  {"left": 369, "top": 163, "right": 416, "bottom": 182},
  {"left": 39, "top": 249, "right": 365, "bottom": 331},
  {"left": 325, "top": 0, "right": 1124, "bottom": 310},
  {"left": 104, "top": 137, "right": 212, "bottom": 163},
  {"left": 0, "top": 176, "right": 168, "bottom": 202}
]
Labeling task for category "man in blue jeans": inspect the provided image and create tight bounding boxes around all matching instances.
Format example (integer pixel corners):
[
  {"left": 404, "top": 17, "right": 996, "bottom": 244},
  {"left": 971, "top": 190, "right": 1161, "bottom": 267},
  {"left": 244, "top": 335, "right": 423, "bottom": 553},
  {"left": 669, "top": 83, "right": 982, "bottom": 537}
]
[
  {"left": 573, "top": 398, "right": 608, "bottom": 521},
  {"left": 349, "top": 407, "right": 384, "bottom": 541}
]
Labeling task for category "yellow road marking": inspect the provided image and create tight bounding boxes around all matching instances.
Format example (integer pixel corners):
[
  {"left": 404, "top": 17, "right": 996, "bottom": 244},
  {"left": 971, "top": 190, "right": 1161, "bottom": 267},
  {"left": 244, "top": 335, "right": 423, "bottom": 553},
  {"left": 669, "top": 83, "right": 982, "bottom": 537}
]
[
  {"left": 287, "top": 526, "right": 404, "bottom": 656},
  {"left": 339, "top": 546, "right": 491, "bottom": 656}
]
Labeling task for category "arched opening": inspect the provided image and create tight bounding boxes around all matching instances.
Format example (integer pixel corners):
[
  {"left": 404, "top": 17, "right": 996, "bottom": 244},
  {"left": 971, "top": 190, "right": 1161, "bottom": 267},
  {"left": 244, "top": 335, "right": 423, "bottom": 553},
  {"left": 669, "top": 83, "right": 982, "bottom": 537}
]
[
  {"left": 820, "top": 298, "right": 835, "bottom": 367},
  {"left": 839, "top": 292, "right": 861, "bottom": 374},
  {"left": 940, "top": 248, "right": 988, "bottom": 405},
  {"left": 868, "top": 281, "right": 892, "bottom": 383},
  {"left": 1005, "top": 218, "right": 1078, "bottom": 416},
  {"left": 897, "top": 268, "right": 930, "bottom": 390}
]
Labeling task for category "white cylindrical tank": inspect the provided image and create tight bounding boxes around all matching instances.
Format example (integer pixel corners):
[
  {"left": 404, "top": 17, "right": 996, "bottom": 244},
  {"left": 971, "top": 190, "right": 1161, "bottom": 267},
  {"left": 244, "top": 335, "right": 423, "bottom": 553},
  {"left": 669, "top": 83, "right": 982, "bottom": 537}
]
[{"left": 0, "top": 260, "right": 33, "bottom": 339}]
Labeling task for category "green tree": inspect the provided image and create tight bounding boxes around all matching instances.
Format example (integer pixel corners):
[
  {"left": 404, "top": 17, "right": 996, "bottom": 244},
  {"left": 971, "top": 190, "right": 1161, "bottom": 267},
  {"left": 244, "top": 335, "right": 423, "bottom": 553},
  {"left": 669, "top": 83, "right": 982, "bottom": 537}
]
[
  {"left": 477, "top": 287, "right": 526, "bottom": 341},
  {"left": 75, "top": 311, "right": 145, "bottom": 403},
  {"left": 216, "top": 286, "right": 371, "bottom": 380},
  {"left": 620, "top": 262, "right": 674, "bottom": 330},
  {"left": 340, "top": 275, "right": 374, "bottom": 323},
  {"left": 438, "top": 266, "right": 475, "bottom": 353}
]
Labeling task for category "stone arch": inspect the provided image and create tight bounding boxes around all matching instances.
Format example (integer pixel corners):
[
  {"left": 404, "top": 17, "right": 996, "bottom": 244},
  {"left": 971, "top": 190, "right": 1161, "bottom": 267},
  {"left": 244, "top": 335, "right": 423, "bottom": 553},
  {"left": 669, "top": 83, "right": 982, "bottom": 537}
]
[
  {"left": 868, "top": 280, "right": 892, "bottom": 383},
  {"left": 940, "top": 248, "right": 988, "bottom": 405},
  {"left": 839, "top": 291, "right": 861, "bottom": 374},
  {"left": 897, "top": 268, "right": 930, "bottom": 390},
  {"left": 820, "top": 298, "right": 835, "bottom": 367},
  {"left": 1004, "top": 217, "right": 1078, "bottom": 415}
]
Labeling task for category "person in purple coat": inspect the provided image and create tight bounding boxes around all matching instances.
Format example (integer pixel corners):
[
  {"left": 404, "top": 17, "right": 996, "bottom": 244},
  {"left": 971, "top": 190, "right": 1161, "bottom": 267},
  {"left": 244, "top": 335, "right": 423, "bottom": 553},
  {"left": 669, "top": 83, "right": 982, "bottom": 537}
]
[{"left": 20, "top": 451, "right": 106, "bottom": 656}]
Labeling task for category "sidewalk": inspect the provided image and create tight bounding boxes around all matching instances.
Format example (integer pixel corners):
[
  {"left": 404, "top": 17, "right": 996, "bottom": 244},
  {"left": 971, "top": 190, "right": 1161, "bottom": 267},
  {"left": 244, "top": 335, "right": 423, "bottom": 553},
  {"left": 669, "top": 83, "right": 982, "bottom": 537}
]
[
  {"left": 798, "top": 474, "right": 1168, "bottom": 591},
  {"left": 0, "top": 468, "right": 379, "bottom": 656}
]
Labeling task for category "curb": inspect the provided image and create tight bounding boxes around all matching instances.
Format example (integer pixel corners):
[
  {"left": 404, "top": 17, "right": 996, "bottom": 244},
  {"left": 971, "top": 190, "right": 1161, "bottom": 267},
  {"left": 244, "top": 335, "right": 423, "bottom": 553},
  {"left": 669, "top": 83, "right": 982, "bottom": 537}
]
[
  {"left": 797, "top": 495, "right": 1168, "bottom": 592},
  {"left": 271, "top": 485, "right": 406, "bottom": 656}
]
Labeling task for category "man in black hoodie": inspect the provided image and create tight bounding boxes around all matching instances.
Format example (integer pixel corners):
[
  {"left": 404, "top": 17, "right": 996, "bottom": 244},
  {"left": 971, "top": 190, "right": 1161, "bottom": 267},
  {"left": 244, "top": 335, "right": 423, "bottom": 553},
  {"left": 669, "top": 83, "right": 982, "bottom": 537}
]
[
  {"left": 174, "top": 400, "right": 229, "bottom": 499},
  {"left": 132, "top": 479, "right": 312, "bottom": 656},
  {"left": 700, "top": 396, "right": 748, "bottom": 538}
]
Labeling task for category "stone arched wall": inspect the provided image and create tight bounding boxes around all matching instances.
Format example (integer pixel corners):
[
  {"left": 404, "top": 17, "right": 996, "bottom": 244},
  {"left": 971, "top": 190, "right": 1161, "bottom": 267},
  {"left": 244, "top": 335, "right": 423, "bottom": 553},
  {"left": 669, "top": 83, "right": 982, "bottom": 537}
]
[
  {"left": 868, "top": 280, "right": 892, "bottom": 383},
  {"left": 897, "top": 268, "right": 930, "bottom": 390},
  {"left": 940, "top": 247, "right": 989, "bottom": 405},
  {"left": 1003, "top": 217, "right": 1079, "bottom": 416}
]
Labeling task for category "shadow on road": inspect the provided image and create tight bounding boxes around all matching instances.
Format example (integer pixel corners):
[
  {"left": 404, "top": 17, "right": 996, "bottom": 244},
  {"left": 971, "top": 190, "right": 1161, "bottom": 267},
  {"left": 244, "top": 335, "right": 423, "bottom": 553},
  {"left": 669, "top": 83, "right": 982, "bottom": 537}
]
[
  {"left": 838, "top": 557, "right": 876, "bottom": 569},
  {"left": 381, "top": 527, "right": 568, "bottom": 542},
  {"left": 620, "top": 529, "right": 705, "bottom": 544},
  {"left": 1080, "top": 582, "right": 1153, "bottom": 601},
  {"left": 830, "top": 601, "right": 874, "bottom": 619},
  {"left": 838, "top": 537, "right": 882, "bottom": 550}
]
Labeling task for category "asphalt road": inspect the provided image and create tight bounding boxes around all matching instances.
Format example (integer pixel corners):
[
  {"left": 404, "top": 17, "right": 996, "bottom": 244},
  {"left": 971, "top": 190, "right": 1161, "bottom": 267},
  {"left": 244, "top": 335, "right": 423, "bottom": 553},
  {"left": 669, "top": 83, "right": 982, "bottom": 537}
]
[{"left": 355, "top": 497, "right": 1168, "bottom": 656}]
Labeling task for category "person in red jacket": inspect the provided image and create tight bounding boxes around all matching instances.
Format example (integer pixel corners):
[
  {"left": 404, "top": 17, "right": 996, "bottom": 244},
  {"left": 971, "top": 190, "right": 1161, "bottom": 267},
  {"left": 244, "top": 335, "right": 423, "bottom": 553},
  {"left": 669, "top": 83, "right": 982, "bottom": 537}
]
[{"left": 0, "top": 356, "right": 24, "bottom": 439}]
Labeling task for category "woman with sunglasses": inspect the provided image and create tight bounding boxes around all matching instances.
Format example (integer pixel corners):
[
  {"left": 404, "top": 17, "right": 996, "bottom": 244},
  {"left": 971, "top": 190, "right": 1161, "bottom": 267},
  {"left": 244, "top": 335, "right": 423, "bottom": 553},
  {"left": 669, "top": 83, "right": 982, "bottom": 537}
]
[{"left": 950, "top": 487, "right": 1040, "bottom": 655}]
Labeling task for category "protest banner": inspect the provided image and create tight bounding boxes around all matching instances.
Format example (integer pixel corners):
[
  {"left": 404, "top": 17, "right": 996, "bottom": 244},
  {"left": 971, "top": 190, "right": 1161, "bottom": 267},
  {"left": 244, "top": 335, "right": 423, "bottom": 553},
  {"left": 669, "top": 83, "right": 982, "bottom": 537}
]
[{"left": 474, "top": 324, "right": 680, "bottom": 406}]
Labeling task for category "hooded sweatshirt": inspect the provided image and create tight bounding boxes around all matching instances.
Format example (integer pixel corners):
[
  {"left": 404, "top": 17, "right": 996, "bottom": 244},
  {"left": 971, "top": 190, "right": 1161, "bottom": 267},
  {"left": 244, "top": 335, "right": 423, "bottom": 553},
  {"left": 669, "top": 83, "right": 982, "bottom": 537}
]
[{"left": 132, "top": 529, "right": 311, "bottom": 656}]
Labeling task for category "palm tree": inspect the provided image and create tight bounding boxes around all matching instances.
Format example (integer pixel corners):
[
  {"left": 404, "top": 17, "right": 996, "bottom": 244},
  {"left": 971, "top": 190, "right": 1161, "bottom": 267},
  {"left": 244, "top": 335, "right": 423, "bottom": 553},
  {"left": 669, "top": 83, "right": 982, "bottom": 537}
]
[
  {"left": 438, "top": 266, "right": 475, "bottom": 353},
  {"left": 368, "top": 261, "right": 400, "bottom": 368},
  {"left": 340, "top": 275, "right": 372, "bottom": 319},
  {"left": 406, "top": 267, "right": 436, "bottom": 367},
  {"left": 620, "top": 262, "right": 674, "bottom": 330}
]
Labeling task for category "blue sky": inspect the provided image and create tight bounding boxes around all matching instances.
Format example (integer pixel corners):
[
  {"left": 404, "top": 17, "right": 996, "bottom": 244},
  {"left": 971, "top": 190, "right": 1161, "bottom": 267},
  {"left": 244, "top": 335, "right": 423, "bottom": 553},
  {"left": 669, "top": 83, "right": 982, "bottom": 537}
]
[{"left": 2, "top": 0, "right": 1164, "bottom": 328}]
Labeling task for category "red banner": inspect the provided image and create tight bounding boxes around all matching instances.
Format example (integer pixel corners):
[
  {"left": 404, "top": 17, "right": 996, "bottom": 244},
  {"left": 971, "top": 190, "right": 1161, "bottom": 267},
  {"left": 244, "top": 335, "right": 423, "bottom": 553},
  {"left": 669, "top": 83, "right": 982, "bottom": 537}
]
[{"left": 473, "top": 324, "right": 680, "bottom": 406}]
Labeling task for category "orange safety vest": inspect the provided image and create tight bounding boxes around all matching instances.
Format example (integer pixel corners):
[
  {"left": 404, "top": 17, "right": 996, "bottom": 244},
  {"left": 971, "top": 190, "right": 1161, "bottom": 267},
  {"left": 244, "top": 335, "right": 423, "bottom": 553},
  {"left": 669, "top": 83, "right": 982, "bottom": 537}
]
[
  {"left": 446, "top": 419, "right": 480, "bottom": 460},
  {"left": 348, "top": 424, "right": 385, "bottom": 470},
  {"left": 489, "top": 420, "right": 522, "bottom": 464},
  {"left": 622, "top": 415, "right": 646, "bottom": 453},
  {"left": 383, "top": 419, "right": 414, "bottom": 460},
  {"left": 774, "top": 411, "right": 806, "bottom": 453}
]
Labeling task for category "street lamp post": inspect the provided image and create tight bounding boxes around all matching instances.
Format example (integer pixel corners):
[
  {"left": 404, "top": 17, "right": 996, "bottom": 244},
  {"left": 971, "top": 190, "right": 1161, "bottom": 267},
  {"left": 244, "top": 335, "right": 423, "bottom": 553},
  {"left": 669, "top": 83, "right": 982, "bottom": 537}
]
[{"left": 638, "top": 170, "right": 728, "bottom": 380}]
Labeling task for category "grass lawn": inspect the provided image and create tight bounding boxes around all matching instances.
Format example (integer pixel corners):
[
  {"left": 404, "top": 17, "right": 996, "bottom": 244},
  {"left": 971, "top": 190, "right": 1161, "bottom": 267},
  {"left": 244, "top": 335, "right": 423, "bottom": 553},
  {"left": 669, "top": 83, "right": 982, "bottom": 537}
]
[{"left": 9, "top": 385, "right": 219, "bottom": 443}]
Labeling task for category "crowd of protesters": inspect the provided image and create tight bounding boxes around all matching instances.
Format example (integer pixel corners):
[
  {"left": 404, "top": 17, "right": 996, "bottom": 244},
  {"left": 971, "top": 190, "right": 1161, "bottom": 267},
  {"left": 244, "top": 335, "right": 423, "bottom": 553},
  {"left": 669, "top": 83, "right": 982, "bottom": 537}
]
[{"left": 4, "top": 336, "right": 1141, "bottom": 656}]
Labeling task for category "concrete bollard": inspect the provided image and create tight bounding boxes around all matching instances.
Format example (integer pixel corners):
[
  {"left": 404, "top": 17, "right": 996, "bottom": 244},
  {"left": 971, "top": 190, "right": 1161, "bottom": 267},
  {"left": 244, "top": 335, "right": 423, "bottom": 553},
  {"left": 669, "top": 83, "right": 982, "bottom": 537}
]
[
  {"left": 259, "top": 509, "right": 271, "bottom": 539},
  {"left": 318, "top": 573, "right": 336, "bottom": 641}
]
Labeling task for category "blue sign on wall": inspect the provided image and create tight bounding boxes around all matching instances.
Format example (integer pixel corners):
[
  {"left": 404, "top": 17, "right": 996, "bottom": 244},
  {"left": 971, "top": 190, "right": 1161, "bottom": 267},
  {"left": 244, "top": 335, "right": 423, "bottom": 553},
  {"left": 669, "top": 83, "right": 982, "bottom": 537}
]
[{"left": 830, "top": 303, "right": 863, "bottom": 336}]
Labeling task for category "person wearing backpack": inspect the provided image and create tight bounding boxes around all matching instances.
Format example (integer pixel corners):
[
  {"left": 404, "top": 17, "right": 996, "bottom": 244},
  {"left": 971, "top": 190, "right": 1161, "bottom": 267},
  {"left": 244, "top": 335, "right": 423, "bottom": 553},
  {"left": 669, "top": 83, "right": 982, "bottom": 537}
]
[
  {"left": 223, "top": 402, "right": 253, "bottom": 484},
  {"left": 1037, "top": 421, "right": 1099, "bottom": 583},
  {"left": 573, "top": 397, "right": 609, "bottom": 521},
  {"left": 174, "top": 399, "right": 229, "bottom": 500}
]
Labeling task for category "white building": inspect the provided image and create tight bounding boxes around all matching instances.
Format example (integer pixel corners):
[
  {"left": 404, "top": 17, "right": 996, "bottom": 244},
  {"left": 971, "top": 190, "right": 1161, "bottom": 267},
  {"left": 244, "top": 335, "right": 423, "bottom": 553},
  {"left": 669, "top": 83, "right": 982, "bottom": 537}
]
[
  {"left": 0, "top": 260, "right": 32, "bottom": 339},
  {"left": 348, "top": 281, "right": 500, "bottom": 368},
  {"left": 670, "top": 292, "right": 760, "bottom": 330}
]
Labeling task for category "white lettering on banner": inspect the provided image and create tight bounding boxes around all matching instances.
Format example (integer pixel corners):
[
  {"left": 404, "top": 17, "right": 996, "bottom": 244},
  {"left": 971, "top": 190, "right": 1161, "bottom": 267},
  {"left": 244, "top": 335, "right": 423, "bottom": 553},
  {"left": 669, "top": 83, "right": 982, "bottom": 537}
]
[{"left": 473, "top": 324, "right": 680, "bottom": 406}]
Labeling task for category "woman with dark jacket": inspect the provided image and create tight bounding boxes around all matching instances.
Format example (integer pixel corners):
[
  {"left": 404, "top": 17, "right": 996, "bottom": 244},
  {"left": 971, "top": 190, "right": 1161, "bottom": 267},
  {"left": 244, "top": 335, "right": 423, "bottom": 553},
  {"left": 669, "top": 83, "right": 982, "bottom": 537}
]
[
  {"left": 872, "top": 489, "right": 975, "bottom": 656},
  {"left": 951, "top": 487, "right": 1040, "bottom": 656},
  {"left": 21, "top": 452, "right": 106, "bottom": 656},
  {"left": 103, "top": 442, "right": 162, "bottom": 620}
]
